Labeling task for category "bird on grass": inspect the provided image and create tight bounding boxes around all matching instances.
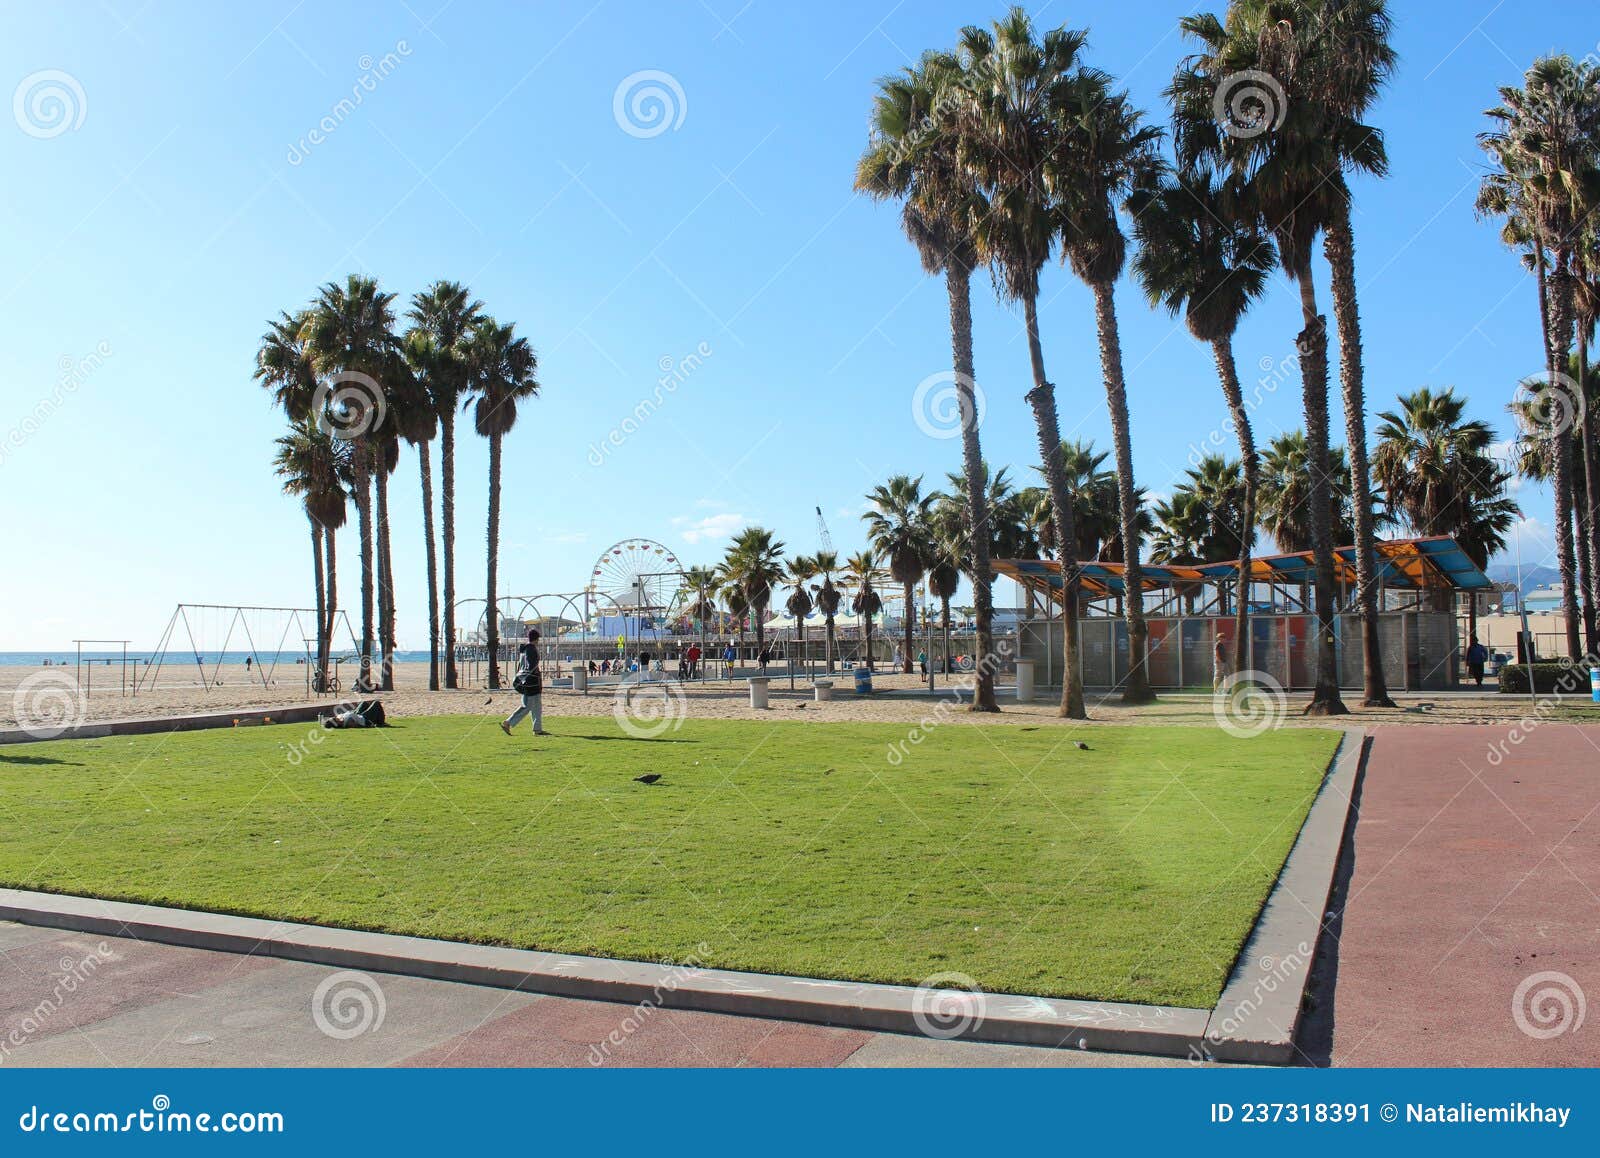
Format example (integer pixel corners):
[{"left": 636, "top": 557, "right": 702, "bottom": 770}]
[
  {"left": 1073, "top": 741, "right": 1090, "bottom": 751},
  {"left": 634, "top": 773, "right": 662, "bottom": 785}
]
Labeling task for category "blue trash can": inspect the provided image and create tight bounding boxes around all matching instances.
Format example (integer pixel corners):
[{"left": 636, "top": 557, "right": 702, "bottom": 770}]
[
  {"left": 854, "top": 667, "right": 874, "bottom": 694},
  {"left": 1590, "top": 668, "right": 1599, "bottom": 704}
]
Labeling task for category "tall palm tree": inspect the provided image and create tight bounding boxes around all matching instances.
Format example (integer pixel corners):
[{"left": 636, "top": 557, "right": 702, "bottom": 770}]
[
  {"left": 1173, "top": 4, "right": 1375, "bottom": 714},
  {"left": 845, "top": 551, "right": 885, "bottom": 670},
  {"left": 857, "top": 50, "right": 1000, "bottom": 711},
  {"left": 681, "top": 565, "right": 720, "bottom": 645},
  {"left": 464, "top": 317, "right": 540, "bottom": 689},
  {"left": 783, "top": 555, "right": 817, "bottom": 649},
  {"left": 399, "top": 330, "right": 443, "bottom": 689},
  {"left": 863, "top": 474, "right": 935, "bottom": 674},
  {"left": 272, "top": 417, "right": 348, "bottom": 690},
  {"left": 722, "top": 527, "right": 786, "bottom": 664},
  {"left": 927, "top": 497, "right": 965, "bottom": 675},
  {"left": 407, "top": 281, "right": 484, "bottom": 689},
  {"left": 811, "top": 550, "right": 843, "bottom": 673},
  {"left": 372, "top": 428, "right": 401, "bottom": 690},
  {"left": 1479, "top": 56, "right": 1600, "bottom": 662},
  {"left": 1053, "top": 67, "right": 1164, "bottom": 703},
  {"left": 1129, "top": 166, "right": 1275, "bottom": 668},
  {"left": 301, "top": 275, "right": 399, "bottom": 692},
  {"left": 957, "top": 8, "right": 1089, "bottom": 718}
]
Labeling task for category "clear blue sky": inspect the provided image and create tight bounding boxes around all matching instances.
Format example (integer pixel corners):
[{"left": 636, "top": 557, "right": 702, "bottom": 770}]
[{"left": 0, "top": 0, "right": 1589, "bottom": 650}]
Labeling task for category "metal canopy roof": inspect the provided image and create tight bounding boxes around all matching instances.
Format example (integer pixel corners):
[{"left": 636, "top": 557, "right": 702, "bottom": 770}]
[{"left": 992, "top": 535, "right": 1492, "bottom": 601}]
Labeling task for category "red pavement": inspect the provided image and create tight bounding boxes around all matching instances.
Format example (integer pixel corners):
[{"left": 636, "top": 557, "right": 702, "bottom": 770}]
[{"left": 1330, "top": 724, "right": 1600, "bottom": 1066}]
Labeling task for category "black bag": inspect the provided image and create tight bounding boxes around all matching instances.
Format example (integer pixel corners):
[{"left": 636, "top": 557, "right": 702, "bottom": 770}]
[{"left": 512, "top": 667, "right": 541, "bottom": 696}]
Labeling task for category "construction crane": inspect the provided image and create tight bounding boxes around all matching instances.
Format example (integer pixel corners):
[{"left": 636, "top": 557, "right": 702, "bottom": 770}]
[{"left": 814, "top": 506, "right": 834, "bottom": 554}]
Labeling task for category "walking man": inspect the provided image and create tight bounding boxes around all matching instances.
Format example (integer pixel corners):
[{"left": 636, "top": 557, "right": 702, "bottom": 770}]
[
  {"left": 1212, "top": 633, "right": 1229, "bottom": 692},
  {"left": 501, "top": 628, "right": 547, "bottom": 737},
  {"left": 1465, "top": 634, "right": 1488, "bottom": 688}
]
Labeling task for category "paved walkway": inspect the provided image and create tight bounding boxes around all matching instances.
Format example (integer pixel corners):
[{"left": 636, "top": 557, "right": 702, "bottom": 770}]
[{"left": 3, "top": 725, "right": 1595, "bottom": 1067}]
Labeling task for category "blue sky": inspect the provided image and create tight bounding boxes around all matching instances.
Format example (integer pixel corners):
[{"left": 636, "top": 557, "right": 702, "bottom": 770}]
[{"left": 0, "top": 0, "right": 1590, "bottom": 650}]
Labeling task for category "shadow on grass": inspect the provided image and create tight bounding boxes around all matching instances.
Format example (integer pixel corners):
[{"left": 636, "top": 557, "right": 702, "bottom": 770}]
[
  {"left": 564, "top": 735, "right": 699, "bottom": 745},
  {"left": 0, "top": 754, "right": 81, "bottom": 766}
]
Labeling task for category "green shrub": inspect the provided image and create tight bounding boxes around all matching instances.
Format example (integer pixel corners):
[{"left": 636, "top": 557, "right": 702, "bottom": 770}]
[{"left": 1498, "top": 663, "right": 1594, "bottom": 695}]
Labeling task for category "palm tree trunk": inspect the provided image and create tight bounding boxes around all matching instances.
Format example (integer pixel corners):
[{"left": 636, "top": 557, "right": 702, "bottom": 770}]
[
  {"left": 323, "top": 525, "right": 338, "bottom": 688},
  {"left": 1213, "top": 338, "right": 1256, "bottom": 675},
  {"left": 1021, "top": 293, "right": 1086, "bottom": 719},
  {"left": 353, "top": 448, "right": 374, "bottom": 691},
  {"left": 1576, "top": 322, "right": 1600, "bottom": 656},
  {"left": 376, "top": 462, "right": 396, "bottom": 692},
  {"left": 486, "top": 430, "right": 503, "bottom": 690},
  {"left": 441, "top": 410, "right": 459, "bottom": 689},
  {"left": 825, "top": 614, "right": 836, "bottom": 673},
  {"left": 941, "top": 595, "right": 952, "bottom": 675},
  {"left": 902, "top": 581, "right": 915, "bottom": 674},
  {"left": 1549, "top": 260, "right": 1583, "bottom": 662},
  {"left": 1325, "top": 204, "right": 1394, "bottom": 706},
  {"left": 309, "top": 515, "right": 326, "bottom": 692},
  {"left": 1294, "top": 275, "right": 1349, "bottom": 715},
  {"left": 1091, "top": 281, "right": 1154, "bottom": 704},
  {"left": 945, "top": 264, "right": 999, "bottom": 711},
  {"left": 1574, "top": 490, "right": 1594, "bottom": 654},
  {"left": 418, "top": 439, "right": 441, "bottom": 691}
]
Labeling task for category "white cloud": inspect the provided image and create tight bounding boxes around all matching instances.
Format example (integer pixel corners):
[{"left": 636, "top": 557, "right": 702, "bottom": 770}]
[{"left": 672, "top": 512, "right": 745, "bottom": 544}]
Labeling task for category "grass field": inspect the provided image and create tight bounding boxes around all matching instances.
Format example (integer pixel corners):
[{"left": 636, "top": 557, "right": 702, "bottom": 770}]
[{"left": 0, "top": 715, "right": 1340, "bottom": 1007}]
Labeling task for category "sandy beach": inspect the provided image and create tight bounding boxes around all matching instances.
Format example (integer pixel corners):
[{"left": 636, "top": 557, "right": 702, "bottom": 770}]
[{"left": 0, "top": 659, "right": 1579, "bottom": 732}]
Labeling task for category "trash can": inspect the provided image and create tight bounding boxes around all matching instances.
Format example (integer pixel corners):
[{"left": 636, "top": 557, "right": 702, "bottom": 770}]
[
  {"left": 748, "top": 676, "right": 770, "bottom": 709},
  {"left": 814, "top": 679, "right": 834, "bottom": 702},
  {"left": 573, "top": 665, "right": 588, "bottom": 694},
  {"left": 854, "top": 667, "right": 873, "bottom": 694},
  {"left": 1590, "top": 668, "right": 1599, "bottom": 704},
  {"left": 1015, "top": 659, "right": 1036, "bottom": 703}
]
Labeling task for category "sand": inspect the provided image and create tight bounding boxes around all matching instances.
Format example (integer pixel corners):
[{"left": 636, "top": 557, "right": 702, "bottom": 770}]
[{"left": 0, "top": 660, "right": 1583, "bottom": 732}]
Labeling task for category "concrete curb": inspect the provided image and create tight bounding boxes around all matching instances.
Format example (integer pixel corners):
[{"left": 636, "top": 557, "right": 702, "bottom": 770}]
[
  {"left": 1200, "top": 726, "right": 1368, "bottom": 1064},
  {"left": 0, "top": 702, "right": 360, "bottom": 746},
  {"left": 0, "top": 726, "right": 1362, "bottom": 1061},
  {"left": 0, "top": 888, "right": 1208, "bottom": 1055}
]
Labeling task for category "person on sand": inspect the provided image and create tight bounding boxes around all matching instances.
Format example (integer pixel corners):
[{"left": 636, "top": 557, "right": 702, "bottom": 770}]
[
  {"left": 500, "top": 628, "right": 547, "bottom": 737},
  {"left": 687, "top": 643, "right": 701, "bottom": 679},
  {"left": 1212, "top": 634, "right": 1229, "bottom": 692},
  {"left": 1465, "top": 635, "right": 1488, "bottom": 687}
]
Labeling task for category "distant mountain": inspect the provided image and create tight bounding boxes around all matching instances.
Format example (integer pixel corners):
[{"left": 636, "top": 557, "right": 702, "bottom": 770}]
[{"left": 1485, "top": 563, "right": 1561, "bottom": 595}]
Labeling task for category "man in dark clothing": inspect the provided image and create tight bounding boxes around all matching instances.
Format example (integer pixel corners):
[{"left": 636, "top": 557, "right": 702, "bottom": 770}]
[
  {"left": 1466, "top": 635, "right": 1488, "bottom": 688},
  {"left": 501, "top": 628, "right": 546, "bottom": 735}
]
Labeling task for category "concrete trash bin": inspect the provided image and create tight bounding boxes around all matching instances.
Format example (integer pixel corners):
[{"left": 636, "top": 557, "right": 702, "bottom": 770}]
[
  {"left": 814, "top": 679, "right": 834, "bottom": 702},
  {"left": 1015, "top": 659, "right": 1035, "bottom": 702},
  {"left": 748, "top": 676, "right": 770, "bottom": 709},
  {"left": 573, "top": 666, "right": 588, "bottom": 694}
]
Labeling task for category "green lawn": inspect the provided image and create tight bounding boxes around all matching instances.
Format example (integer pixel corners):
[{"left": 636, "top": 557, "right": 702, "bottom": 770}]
[{"left": 0, "top": 716, "right": 1339, "bottom": 1008}]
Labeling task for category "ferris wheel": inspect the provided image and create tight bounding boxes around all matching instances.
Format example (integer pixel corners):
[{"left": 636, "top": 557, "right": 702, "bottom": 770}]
[{"left": 588, "top": 539, "right": 683, "bottom": 615}]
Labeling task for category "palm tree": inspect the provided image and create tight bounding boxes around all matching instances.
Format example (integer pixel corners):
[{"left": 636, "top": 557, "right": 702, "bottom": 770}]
[
  {"left": 811, "top": 550, "right": 843, "bottom": 673},
  {"left": 1479, "top": 56, "right": 1600, "bottom": 662},
  {"left": 682, "top": 565, "right": 720, "bottom": 643},
  {"left": 957, "top": 8, "right": 1089, "bottom": 718},
  {"left": 1129, "top": 166, "right": 1275, "bottom": 668},
  {"left": 300, "top": 275, "right": 399, "bottom": 692},
  {"left": 272, "top": 417, "right": 348, "bottom": 690},
  {"left": 845, "top": 551, "right": 885, "bottom": 669},
  {"left": 857, "top": 50, "right": 1000, "bottom": 711},
  {"left": 1050, "top": 440, "right": 1125, "bottom": 561},
  {"left": 1258, "top": 433, "right": 1359, "bottom": 553},
  {"left": 783, "top": 555, "right": 817, "bottom": 649},
  {"left": 398, "top": 330, "right": 443, "bottom": 689},
  {"left": 722, "top": 528, "right": 786, "bottom": 665},
  {"left": 407, "top": 281, "right": 484, "bottom": 689},
  {"left": 863, "top": 474, "right": 935, "bottom": 674},
  {"left": 1052, "top": 66, "right": 1164, "bottom": 703},
  {"left": 927, "top": 498, "right": 965, "bottom": 675},
  {"left": 1178, "top": 455, "right": 1250, "bottom": 566},
  {"left": 1173, "top": 4, "right": 1373, "bottom": 714},
  {"left": 464, "top": 317, "right": 540, "bottom": 689}
]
